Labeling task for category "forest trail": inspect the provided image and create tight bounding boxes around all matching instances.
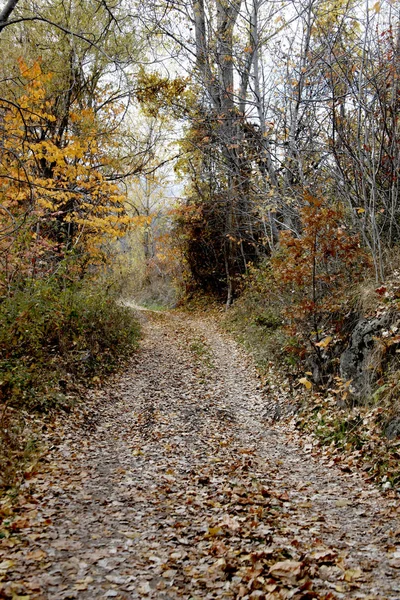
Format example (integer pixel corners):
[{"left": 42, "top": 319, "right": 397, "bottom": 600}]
[{"left": 2, "top": 311, "right": 400, "bottom": 600}]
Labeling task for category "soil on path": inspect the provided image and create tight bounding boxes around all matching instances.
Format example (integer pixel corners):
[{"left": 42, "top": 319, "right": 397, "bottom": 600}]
[{"left": 1, "top": 310, "right": 400, "bottom": 599}]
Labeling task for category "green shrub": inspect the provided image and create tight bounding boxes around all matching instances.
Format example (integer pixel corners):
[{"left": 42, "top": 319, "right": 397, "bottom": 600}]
[
  {"left": 223, "top": 265, "right": 298, "bottom": 374},
  {"left": 0, "top": 278, "right": 140, "bottom": 412}
]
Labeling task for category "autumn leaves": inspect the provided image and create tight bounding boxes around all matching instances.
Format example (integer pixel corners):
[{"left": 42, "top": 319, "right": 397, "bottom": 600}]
[{"left": 0, "top": 60, "right": 131, "bottom": 290}]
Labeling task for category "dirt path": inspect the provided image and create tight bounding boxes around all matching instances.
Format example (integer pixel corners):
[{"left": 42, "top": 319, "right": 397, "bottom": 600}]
[{"left": 1, "top": 311, "right": 400, "bottom": 599}]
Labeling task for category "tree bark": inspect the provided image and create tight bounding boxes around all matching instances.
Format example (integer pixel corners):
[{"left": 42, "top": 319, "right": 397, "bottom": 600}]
[{"left": 0, "top": 0, "right": 20, "bottom": 33}]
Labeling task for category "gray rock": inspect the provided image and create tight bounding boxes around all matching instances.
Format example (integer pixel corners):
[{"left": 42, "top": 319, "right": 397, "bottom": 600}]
[
  {"left": 385, "top": 417, "right": 400, "bottom": 440},
  {"left": 340, "top": 312, "right": 393, "bottom": 399}
]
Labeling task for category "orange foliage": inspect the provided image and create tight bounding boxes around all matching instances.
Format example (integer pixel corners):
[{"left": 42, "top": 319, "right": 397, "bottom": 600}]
[{"left": 271, "top": 195, "right": 370, "bottom": 342}]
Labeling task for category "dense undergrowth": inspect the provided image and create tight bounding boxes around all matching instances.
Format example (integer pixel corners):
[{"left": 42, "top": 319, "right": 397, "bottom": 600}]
[
  {"left": 224, "top": 256, "right": 400, "bottom": 492},
  {"left": 0, "top": 276, "right": 140, "bottom": 491}
]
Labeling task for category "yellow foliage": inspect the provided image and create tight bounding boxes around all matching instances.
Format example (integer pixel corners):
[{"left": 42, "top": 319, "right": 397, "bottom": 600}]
[
  {"left": 299, "top": 377, "right": 312, "bottom": 390},
  {"left": 136, "top": 68, "right": 192, "bottom": 118},
  {"left": 315, "top": 336, "right": 333, "bottom": 349},
  {"left": 0, "top": 59, "right": 131, "bottom": 288}
]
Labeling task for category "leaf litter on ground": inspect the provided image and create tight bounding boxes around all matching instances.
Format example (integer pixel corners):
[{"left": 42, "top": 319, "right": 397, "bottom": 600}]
[{"left": 1, "top": 310, "right": 400, "bottom": 599}]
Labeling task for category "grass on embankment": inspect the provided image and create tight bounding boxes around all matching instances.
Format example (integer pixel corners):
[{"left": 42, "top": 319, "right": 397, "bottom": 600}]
[{"left": 0, "top": 278, "right": 140, "bottom": 491}]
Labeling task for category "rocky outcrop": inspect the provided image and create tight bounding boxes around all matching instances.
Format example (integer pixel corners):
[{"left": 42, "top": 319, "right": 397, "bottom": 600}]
[
  {"left": 340, "top": 312, "right": 394, "bottom": 399},
  {"left": 385, "top": 416, "right": 400, "bottom": 440}
]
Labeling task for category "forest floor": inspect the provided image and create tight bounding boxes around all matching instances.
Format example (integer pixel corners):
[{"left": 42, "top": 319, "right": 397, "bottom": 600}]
[{"left": 1, "top": 310, "right": 400, "bottom": 599}]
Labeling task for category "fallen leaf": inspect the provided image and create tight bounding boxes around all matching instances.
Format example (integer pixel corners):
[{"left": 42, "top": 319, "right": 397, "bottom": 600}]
[
  {"left": 269, "top": 560, "right": 302, "bottom": 581},
  {"left": 315, "top": 336, "right": 333, "bottom": 349},
  {"left": 105, "top": 575, "right": 127, "bottom": 584},
  {"left": 0, "top": 560, "right": 14, "bottom": 573},
  {"left": 344, "top": 568, "right": 363, "bottom": 582},
  {"left": 311, "top": 547, "right": 337, "bottom": 563},
  {"left": 221, "top": 514, "right": 240, "bottom": 531},
  {"left": 299, "top": 377, "right": 312, "bottom": 390},
  {"left": 25, "top": 549, "right": 47, "bottom": 561},
  {"left": 138, "top": 581, "right": 151, "bottom": 594},
  {"left": 335, "top": 499, "right": 351, "bottom": 508},
  {"left": 74, "top": 576, "right": 93, "bottom": 590},
  {"left": 205, "top": 526, "right": 223, "bottom": 537},
  {"left": 389, "top": 558, "right": 400, "bottom": 569},
  {"left": 162, "top": 569, "right": 177, "bottom": 578},
  {"left": 120, "top": 531, "right": 140, "bottom": 539}
]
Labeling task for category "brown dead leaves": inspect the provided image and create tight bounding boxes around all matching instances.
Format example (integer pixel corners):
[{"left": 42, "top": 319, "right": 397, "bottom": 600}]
[
  {"left": 1, "top": 312, "right": 400, "bottom": 599},
  {"left": 269, "top": 560, "right": 303, "bottom": 581}
]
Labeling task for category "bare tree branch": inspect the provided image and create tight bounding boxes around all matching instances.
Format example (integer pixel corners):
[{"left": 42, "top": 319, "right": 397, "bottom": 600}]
[{"left": 0, "top": 0, "right": 19, "bottom": 33}]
